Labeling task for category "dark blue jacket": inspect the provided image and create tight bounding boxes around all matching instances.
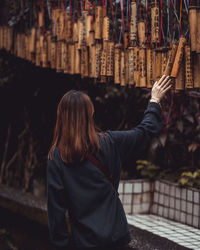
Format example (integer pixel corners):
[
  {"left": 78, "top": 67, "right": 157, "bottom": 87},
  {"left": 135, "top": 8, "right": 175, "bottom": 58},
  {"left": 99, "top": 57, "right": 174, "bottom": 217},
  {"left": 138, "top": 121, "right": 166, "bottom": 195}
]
[{"left": 46, "top": 102, "right": 163, "bottom": 250}]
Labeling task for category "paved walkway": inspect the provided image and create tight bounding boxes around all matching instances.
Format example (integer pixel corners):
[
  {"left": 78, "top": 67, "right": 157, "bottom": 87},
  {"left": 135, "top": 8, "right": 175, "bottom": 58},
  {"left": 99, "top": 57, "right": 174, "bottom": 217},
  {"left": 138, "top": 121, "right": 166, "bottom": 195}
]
[{"left": 127, "top": 214, "right": 200, "bottom": 250}]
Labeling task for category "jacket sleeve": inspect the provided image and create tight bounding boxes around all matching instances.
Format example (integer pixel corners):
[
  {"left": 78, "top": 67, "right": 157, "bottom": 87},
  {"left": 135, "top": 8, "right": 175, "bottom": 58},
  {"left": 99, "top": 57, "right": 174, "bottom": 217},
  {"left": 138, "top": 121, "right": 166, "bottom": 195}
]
[
  {"left": 106, "top": 102, "right": 163, "bottom": 164},
  {"left": 46, "top": 158, "right": 70, "bottom": 250}
]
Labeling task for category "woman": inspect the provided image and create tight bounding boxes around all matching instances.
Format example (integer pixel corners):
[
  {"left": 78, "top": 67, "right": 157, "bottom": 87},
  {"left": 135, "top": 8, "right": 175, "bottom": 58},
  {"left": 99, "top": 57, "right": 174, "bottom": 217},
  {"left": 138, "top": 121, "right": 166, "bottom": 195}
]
[{"left": 46, "top": 75, "right": 172, "bottom": 250}]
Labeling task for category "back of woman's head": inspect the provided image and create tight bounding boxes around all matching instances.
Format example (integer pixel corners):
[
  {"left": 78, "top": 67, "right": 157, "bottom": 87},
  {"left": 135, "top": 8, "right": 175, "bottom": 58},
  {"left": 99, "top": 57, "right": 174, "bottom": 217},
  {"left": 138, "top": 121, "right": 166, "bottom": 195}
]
[{"left": 48, "top": 90, "right": 100, "bottom": 164}]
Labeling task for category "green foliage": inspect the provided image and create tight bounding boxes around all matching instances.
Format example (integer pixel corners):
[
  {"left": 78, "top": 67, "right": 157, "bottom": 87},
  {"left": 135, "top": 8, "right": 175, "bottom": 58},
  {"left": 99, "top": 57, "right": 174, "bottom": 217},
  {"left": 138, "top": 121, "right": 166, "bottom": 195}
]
[
  {"left": 136, "top": 160, "right": 160, "bottom": 180},
  {"left": 178, "top": 169, "right": 200, "bottom": 189}
]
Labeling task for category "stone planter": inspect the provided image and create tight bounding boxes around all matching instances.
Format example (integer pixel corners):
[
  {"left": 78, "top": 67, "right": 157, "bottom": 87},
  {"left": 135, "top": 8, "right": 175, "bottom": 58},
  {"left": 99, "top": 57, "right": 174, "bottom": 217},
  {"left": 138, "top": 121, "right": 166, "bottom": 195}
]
[
  {"left": 150, "top": 179, "right": 200, "bottom": 229},
  {"left": 118, "top": 179, "right": 153, "bottom": 215}
]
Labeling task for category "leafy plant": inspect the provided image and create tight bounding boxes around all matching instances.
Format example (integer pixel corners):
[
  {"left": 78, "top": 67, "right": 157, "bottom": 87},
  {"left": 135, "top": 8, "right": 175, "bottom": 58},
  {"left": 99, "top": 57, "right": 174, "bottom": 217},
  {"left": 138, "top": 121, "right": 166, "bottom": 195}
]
[
  {"left": 178, "top": 170, "right": 200, "bottom": 189},
  {"left": 136, "top": 160, "right": 160, "bottom": 180}
]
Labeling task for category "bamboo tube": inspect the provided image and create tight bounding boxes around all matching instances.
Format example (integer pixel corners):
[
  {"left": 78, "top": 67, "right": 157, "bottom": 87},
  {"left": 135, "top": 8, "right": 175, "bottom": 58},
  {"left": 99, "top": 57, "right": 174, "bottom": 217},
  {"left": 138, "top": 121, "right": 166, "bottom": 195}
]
[
  {"left": 95, "top": 6, "right": 103, "bottom": 39},
  {"left": 60, "top": 10, "right": 65, "bottom": 40},
  {"left": 125, "top": 49, "right": 129, "bottom": 85},
  {"left": 130, "top": 1, "right": 137, "bottom": 43},
  {"left": 56, "top": 40, "right": 62, "bottom": 72},
  {"left": 81, "top": 45, "right": 89, "bottom": 77},
  {"left": 51, "top": 38, "right": 56, "bottom": 69},
  {"left": 66, "top": 20, "right": 72, "bottom": 42},
  {"left": 42, "top": 36, "right": 48, "bottom": 68},
  {"left": 185, "top": 44, "right": 193, "bottom": 88},
  {"left": 161, "top": 49, "right": 168, "bottom": 75},
  {"left": 175, "top": 58, "right": 185, "bottom": 91},
  {"left": 123, "top": 31, "right": 129, "bottom": 49},
  {"left": 35, "top": 40, "right": 41, "bottom": 66},
  {"left": 147, "top": 48, "right": 154, "bottom": 88},
  {"left": 120, "top": 50, "right": 126, "bottom": 86},
  {"left": 128, "top": 47, "right": 134, "bottom": 85},
  {"left": 86, "top": 14, "right": 93, "bottom": 45},
  {"left": 73, "top": 22, "right": 78, "bottom": 42},
  {"left": 64, "top": 43, "right": 69, "bottom": 74},
  {"left": 194, "top": 53, "right": 200, "bottom": 88},
  {"left": 155, "top": 48, "right": 162, "bottom": 80},
  {"left": 151, "top": 1, "right": 160, "bottom": 44},
  {"left": 171, "top": 36, "right": 186, "bottom": 78},
  {"left": 114, "top": 44, "right": 121, "bottom": 84},
  {"left": 38, "top": 11, "right": 43, "bottom": 28},
  {"left": 134, "top": 46, "right": 140, "bottom": 87},
  {"left": 189, "top": 6, "right": 198, "bottom": 52},
  {"left": 107, "top": 41, "right": 114, "bottom": 76},
  {"left": 47, "top": 31, "right": 51, "bottom": 66},
  {"left": 89, "top": 44, "right": 96, "bottom": 77},
  {"left": 196, "top": 8, "right": 200, "bottom": 53},
  {"left": 137, "top": 21, "right": 146, "bottom": 47},
  {"left": 101, "top": 40, "right": 108, "bottom": 76},
  {"left": 68, "top": 43, "right": 75, "bottom": 75},
  {"left": 29, "top": 27, "right": 36, "bottom": 53},
  {"left": 164, "top": 42, "right": 178, "bottom": 75},
  {"left": 74, "top": 42, "right": 81, "bottom": 74},
  {"left": 102, "top": 16, "right": 110, "bottom": 41},
  {"left": 25, "top": 34, "right": 29, "bottom": 60},
  {"left": 94, "top": 43, "right": 102, "bottom": 78},
  {"left": 88, "top": 30, "right": 95, "bottom": 46},
  {"left": 139, "top": 46, "right": 147, "bottom": 87}
]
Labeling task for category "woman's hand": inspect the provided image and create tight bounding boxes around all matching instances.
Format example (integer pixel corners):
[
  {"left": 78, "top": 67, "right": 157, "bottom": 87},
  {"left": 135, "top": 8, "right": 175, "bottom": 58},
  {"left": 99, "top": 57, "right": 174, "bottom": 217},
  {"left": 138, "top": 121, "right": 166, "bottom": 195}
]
[{"left": 150, "top": 75, "right": 172, "bottom": 104}]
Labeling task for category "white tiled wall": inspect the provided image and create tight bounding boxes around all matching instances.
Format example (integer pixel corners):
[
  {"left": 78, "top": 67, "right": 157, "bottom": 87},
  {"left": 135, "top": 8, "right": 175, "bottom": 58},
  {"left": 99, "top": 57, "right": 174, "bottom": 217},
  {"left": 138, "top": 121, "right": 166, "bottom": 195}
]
[{"left": 119, "top": 179, "right": 200, "bottom": 229}]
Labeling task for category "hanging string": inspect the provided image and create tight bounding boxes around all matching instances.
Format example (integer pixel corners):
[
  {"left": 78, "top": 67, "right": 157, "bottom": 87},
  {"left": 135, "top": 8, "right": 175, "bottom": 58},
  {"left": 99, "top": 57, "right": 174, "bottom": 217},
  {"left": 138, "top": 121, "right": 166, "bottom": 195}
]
[
  {"left": 126, "top": 0, "right": 129, "bottom": 29},
  {"left": 179, "top": 0, "right": 182, "bottom": 36},
  {"left": 159, "top": 0, "right": 163, "bottom": 46},
  {"left": 109, "top": 0, "right": 114, "bottom": 23},
  {"left": 139, "top": 0, "right": 142, "bottom": 20},
  {"left": 167, "top": 0, "right": 170, "bottom": 40},
  {"left": 171, "top": 0, "right": 180, "bottom": 40},
  {"left": 120, "top": 0, "right": 125, "bottom": 31}
]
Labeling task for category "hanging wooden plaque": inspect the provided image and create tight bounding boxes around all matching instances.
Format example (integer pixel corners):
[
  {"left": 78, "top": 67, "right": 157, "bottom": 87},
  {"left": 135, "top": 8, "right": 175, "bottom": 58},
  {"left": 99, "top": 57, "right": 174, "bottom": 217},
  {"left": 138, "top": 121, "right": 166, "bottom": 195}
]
[
  {"left": 130, "top": 1, "right": 137, "bottom": 42},
  {"left": 102, "top": 16, "right": 110, "bottom": 41},
  {"left": 64, "top": 43, "right": 69, "bottom": 74},
  {"left": 89, "top": 44, "right": 96, "bottom": 77},
  {"left": 100, "top": 41, "right": 108, "bottom": 76},
  {"left": 196, "top": 8, "right": 200, "bottom": 53},
  {"left": 137, "top": 21, "right": 146, "bottom": 47},
  {"left": 107, "top": 41, "right": 114, "bottom": 76},
  {"left": 86, "top": 14, "right": 93, "bottom": 45},
  {"left": 81, "top": 45, "right": 89, "bottom": 77},
  {"left": 175, "top": 58, "right": 185, "bottom": 91},
  {"left": 185, "top": 44, "right": 193, "bottom": 88},
  {"left": 147, "top": 48, "right": 154, "bottom": 88},
  {"left": 128, "top": 47, "right": 134, "bottom": 85},
  {"left": 164, "top": 42, "right": 178, "bottom": 76},
  {"left": 114, "top": 44, "right": 121, "bottom": 84},
  {"left": 151, "top": 1, "right": 160, "bottom": 44},
  {"left": 134, "top": 46, "right": 140, "bottom": 87},
  {"left": 88, "top": 30, "right": 95, "bottom": 47},
  {"left": 171, "top": 36, "right": 186, "bottom": 78},
  {"left": 51, "top": 38, "right": 56, "bottom": 69},
  {"left": 194, "top": 53, "right": 200, "bottom": 88},
  {"left": 94, "top": 43, "right": 102, "bottom": 78},
  {"left": 189, "top": 6, "right": 197, "bottom": 52},
  {"left": 75, "top": 42, "right": 81, "bottom": 75},
  {"left": 120, "top": 50, "right": 126, "bottom": 86},
  {"left": 29, "top": 27, "right": 36, "bottom": 53},
  {"left": 139, "top": 46, "right": 147, "bottom": 87},
  {"left": 95, "top": 6, "right": 103, "bottom": 39},
  {"left": 155, "top": 48, "right": 162, "bottom": 80},
  {"left": 73, "top": 22, "right": 78, "bottom": 43}
]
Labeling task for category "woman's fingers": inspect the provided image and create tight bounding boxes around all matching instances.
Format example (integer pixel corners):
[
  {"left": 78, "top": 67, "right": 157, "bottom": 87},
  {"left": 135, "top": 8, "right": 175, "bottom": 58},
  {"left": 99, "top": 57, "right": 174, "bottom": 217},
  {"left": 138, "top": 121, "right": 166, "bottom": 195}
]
[
  {"left": 160, "top": 76, "right": 171, "bottom": 88},
  {"left": 162, "top": 84, "right": 172, "bottom": 94},
  {"left": 157, "top": 75, "right": 167, "bottom": 85},
  {"left": 161, "top": 79, "right": 172, "bottom": 90}
]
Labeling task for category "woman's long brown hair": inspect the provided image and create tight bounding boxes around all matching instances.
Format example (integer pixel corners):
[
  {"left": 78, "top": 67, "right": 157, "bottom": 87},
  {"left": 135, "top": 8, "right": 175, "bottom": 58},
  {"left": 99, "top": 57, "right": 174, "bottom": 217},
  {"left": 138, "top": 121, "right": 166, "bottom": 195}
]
[{"left": 48, "top": 90, "right": 102, "bottom": 164}]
